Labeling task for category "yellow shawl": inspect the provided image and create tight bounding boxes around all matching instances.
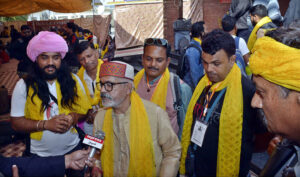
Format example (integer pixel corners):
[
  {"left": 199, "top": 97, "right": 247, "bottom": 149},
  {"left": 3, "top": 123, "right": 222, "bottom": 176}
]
[
  {"left": 101, "top": 91, "right": 156, "bottom": 177},
  {"left": 25, "top": 75, "right": 91, "bottom": 140},
  {"left": 193, "top": 37, "right": 202, "bottom": 45},
  {"left": 133, "top": 68, "right": 170, "bottom": 110},
  {"left": 77, "top": 59, "right": 103, "bottom": 106},
  {"left": 249, "top": 36, "right": 300, "bottom": 92},
  {"left": 247, "top": 16, "right": 272, "bottom": 51},
  {"left": 180, "top": 64, "right": 243, "bottom": 176},
  {"left": 101, "top": 44, "right": 109, "bottom": 59}
]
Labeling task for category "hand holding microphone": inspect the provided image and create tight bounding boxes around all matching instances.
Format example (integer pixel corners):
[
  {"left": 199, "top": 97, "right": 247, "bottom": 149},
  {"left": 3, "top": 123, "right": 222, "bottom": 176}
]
[{"left": 82, "top": 130, "right": 105, "bottom": 173}]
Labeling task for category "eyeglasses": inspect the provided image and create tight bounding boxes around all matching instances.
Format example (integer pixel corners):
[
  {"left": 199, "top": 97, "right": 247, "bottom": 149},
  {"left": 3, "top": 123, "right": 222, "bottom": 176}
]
[
  {"left": 144, "top": 38, "right": 168, "bottom": 47},
  {"left": 96, "top": 81, "right": 128, "bottom": 92}
]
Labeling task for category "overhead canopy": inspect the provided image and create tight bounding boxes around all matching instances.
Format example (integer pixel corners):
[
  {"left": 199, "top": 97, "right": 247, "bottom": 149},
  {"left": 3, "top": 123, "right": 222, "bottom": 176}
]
[{"left": 0, "top": 0, "right": 92, "bottom": 17}]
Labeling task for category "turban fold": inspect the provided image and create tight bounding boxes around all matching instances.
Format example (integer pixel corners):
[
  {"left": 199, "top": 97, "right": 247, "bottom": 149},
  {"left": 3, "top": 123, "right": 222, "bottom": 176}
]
[
  {"left": 249, "top": 36, "right": 300, "bottom": 92},
  {"left": 27, "top": 31, "right": 68, "bottom": 62},
  {"left": 99, "top": 61, "right": 134, "bottom": 80}
]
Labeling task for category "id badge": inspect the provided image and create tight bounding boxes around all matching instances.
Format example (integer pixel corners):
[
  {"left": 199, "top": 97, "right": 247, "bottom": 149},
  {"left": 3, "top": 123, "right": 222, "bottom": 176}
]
[{"left": 191, "top": 121, "right": 208, "bottom": 147}]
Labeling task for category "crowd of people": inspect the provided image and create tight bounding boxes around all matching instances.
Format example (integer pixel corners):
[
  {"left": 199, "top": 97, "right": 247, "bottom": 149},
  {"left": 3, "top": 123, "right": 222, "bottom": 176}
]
[
  {"left": 0, "top": 22, "right": 115, "bottom": 74},
  {"left": 0, "top": 0, "right": 299, "bottom": 176}
]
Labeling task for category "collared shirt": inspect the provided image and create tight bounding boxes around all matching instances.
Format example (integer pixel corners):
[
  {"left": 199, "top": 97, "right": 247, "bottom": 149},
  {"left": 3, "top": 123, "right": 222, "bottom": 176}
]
[
  {"left": 83, "top": 70, "right": 96, "bottom": 97},
  {"left": 136, "top": 74, "right": 178, "bottom": 134},
  {"left": 83, "top": 70, "right": 98, "bottom": 135}
]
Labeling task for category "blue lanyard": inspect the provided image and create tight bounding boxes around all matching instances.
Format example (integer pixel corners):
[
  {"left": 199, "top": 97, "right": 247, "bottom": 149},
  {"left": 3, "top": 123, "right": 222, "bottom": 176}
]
[
  {"left": 203, "top": 88, "right": 226, "bottom": 123},
  {"left": 193, "top": 88, "right": 226, "bottom": 150}
]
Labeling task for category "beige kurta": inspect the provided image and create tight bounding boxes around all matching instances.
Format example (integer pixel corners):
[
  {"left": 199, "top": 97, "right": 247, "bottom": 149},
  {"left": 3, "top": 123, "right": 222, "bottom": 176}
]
[{"left": 93, "top": 98, "right": 181, "bottom": 177}]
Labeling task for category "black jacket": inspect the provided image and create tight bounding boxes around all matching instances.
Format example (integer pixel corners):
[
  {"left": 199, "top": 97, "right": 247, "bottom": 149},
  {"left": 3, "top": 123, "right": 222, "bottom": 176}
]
[{"left": 229, "top": 0, "right": 252, "bottom": 30}]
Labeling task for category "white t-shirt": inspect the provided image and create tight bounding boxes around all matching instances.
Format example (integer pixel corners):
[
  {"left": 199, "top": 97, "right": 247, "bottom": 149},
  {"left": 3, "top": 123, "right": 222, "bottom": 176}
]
[
  {"left": 83, "top": 71, "right": 99, "bottom": 135},
  {"left": 93, "top": 36, "right": 98, "bottom": 46},
  {"left": 10, "top": 74, "right": 85, "bottom": 157},
  {"left": 83, "top": 70, "right": 96, "bottom": 96},
  {"left": 232, "top": 35, "right": 250, "bottom": 56}
]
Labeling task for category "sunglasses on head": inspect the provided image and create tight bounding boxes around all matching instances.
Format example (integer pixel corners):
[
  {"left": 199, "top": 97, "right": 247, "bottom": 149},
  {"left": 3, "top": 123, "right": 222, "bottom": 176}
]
[{"left": 144, "top": 38, "right": 168, "bottom": 47}]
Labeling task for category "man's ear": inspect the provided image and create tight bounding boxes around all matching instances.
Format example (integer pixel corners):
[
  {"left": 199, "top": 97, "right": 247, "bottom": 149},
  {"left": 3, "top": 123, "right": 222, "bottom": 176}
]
[
  {"left": 297, "top": 93, "right": 300, "bottom": 105},
  {"left": 141, "top": 54, "right": 146, "bottom": 67},
  {"left": 166, "top": 57, "right": 171, "bottom": 67},
  {"left": 95, "top": 49, "right": 99, "bottom": 59},
  {"left": 229, "top": 55, "right": 236, "bottom": 66},
  {"left": 126, "top": 83, "right": 133, "bottom": 95}
]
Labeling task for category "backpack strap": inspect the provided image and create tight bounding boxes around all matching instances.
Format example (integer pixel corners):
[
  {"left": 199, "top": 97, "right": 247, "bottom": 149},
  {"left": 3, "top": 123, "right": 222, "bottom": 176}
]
[
  {"left": 187, "top": 43, "right": 202, "bottom": 54},
  {"left": 170, "top": 73, "right": 183, "bottom": 129},
  {"left": 234, "top": 36, "right": 240, "bottom": 50}
]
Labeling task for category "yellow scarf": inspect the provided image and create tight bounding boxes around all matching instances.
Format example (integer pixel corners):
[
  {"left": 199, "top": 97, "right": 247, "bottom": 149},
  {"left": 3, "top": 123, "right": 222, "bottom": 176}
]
[
  {"left": 133, "top": 68, "right": 170, "bottom": 110},
  {"left": 101, "top": 91, "right": 156, "bottom": 177},
  {"left": 25, "top": 75, "right": 91, "bottom": 140},
  {"left": 180, "top": 64, "right": 243, "bottom": 176},
  {"left": 101, "top": 44, "right": 109, "bottom": 59},
  {"left": 75, "top": 31, "right": 80, "bottom": 38},
  {"left": 193, "top": 37, "right": 202, "bottom": 45},
  {"left": 77, "top": 59, "right": 103, "bottom": 106},
  {"left": 250, "top": 36, "right": 300, "bottom": 92},
  {"left": 247, "top": 16, "right": 272, "bottom": 51}
]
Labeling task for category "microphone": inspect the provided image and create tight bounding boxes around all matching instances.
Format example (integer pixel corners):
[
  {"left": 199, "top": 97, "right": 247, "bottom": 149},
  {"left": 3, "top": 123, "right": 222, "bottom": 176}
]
[{"left": 83, "top": 130, "right": 105, "bottom": 172}]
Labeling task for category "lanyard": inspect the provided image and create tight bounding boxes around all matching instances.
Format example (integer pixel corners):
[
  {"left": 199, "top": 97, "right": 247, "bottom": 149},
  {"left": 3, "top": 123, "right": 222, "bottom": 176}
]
[
  {"left": 202, "top": 83, "right": 221, "bottom": 117},
  {"left": 192, "top": 88, "right": 226, "bottom": 150},
  {"left": 203, "top": 88, "right": 226, "bottom": 123}
]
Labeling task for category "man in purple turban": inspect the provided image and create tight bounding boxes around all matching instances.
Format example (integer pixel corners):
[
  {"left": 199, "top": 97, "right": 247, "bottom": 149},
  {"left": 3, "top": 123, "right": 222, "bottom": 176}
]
[{"left": 10, "top": 31, "right": 91, "bottom": 176}]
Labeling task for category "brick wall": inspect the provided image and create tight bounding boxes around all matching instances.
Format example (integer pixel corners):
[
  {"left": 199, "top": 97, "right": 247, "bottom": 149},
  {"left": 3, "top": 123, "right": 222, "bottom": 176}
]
[
  {"left": 163, "top": 0, "right": 181, "bottom": 49},
  {"left": 163, "top": 0, "right": 229, "bottom": 49},
  {"left": 203, "top": 0, "right": 230, "bottom": 32}
]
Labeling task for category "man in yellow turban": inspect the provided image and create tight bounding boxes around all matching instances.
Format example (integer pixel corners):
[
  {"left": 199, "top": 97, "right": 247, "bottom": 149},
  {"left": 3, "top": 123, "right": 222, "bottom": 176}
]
[
  {"left": 92, "top": 61, "right": 181, "bottom": 177},
  {"left": 248, "top": 4, "right": 277, "bottom": 51},
  {"left": 180, "top": 29, "right": 262, "bottom": 177},
  {"left": 250, "top": 26, "right": 300, "bottom": 176},
  {"left": 75, "top": 41, "right": 103, "bottom": 135}
]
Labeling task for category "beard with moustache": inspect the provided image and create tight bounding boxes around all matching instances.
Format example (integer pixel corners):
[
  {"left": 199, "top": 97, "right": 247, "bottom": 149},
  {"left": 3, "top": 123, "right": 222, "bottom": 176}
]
[
  {"left": 101, "top": 92, "right": 127, "bottom": 108},
  {"left": 38, "top": 64, "right": 58, "bottom": 81},
  {"left": 25, "top": 61, "right": 78, "bottom": 113},
  {"left": 251, "top": 19, "right": 257, "bottom": 27}
]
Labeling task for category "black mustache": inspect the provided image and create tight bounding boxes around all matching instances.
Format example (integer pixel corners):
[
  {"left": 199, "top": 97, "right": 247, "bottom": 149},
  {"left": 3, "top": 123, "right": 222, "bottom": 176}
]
[
  {"left": 43, "top": 65, "right": 57, "bottom": 70},
  {"left": 147, "top": 67, "right": 159, "bottom": 71}
]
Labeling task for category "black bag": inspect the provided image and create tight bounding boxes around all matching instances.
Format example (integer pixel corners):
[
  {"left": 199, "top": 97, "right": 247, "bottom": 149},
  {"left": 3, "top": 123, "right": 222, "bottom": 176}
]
[
  {"left": 74, "top": 125, "right": 86, "bottom": 142},
  {"left": 173, "top": 18, "right": 192, "bottom": 32}
]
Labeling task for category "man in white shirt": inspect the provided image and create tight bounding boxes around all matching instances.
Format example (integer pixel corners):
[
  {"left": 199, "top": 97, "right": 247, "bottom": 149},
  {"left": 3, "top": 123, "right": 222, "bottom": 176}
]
[
  {"left": 10, "top": 31, "right": 91, "bottom": 176},
  {"left": 75, "top": 41, "right": 103, "bottom": 135},
  {"left": 222, "top": 15, "right": 250, "bottom": 65}
]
